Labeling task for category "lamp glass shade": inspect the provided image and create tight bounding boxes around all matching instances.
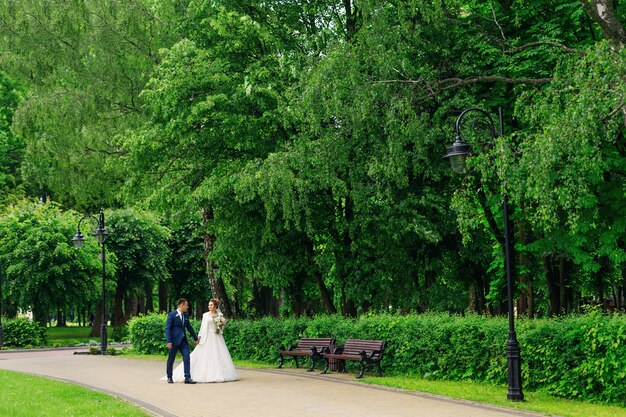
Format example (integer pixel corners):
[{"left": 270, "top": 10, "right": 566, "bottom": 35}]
[
  {"left": 93, "top": 228, "right": 108, "bottom": 244},
  {"left": 72, "top": 231, "right": 86, "bottom": 248},
  {"left": 449, "top": 154, "right": 468, "bottom": 173}
]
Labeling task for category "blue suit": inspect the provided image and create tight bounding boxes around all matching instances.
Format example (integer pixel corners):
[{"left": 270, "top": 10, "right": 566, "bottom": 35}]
[{"left": 165, "top": 310, "right": 198, "bottom": 380}]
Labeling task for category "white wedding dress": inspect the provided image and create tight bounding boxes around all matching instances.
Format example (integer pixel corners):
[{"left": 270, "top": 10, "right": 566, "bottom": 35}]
[{"left": 169, "top": 312, "right": 239, "bottom": 383}]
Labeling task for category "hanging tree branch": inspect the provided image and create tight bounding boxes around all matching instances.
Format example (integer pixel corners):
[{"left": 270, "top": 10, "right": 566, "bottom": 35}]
[
  {"left": 505, "top": 41, "right": 587, "bottom": 55},
  {"left": 373, "top": 75, "right": 552, "bottom": 100}
]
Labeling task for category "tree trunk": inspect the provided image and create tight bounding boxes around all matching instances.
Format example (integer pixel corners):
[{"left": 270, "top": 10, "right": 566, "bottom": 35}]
[
  {"left": 468, "top": 283, "right": 476, "bottom": 312},
  {"left": 340, "top": 285, "right": 357, "bottom": 317},
  {"left": 130, "top": 296, "right": 139, "bottom": 317},
  {"left": 580, "top": 0, "right": 626, "bottom": 48},
  {"left": 56, "top": 308, "right": 66, "bottom": 327},
  {"left": 124, "top": 294, "right": 131, "bottom": 319},
  {"left": 559, "top": 257, "right": 567, "bottom": 315},
  {"left": 32, "top": 306, "right": 47, "bottom": 327},
  {"left": 343, "top": 0, "right": 358, "bottom": 42},
  {"left": 194, "top": 301, "right": 203, "bottom": 319},
  {"left": 516, "top": 225, "right": 531, "bottom": 316},
  {"left": 526, "top": 272, "right": 535, "bottom": 318},
  {"left": 202, "top": 207, "right": 235, "bottom": 317},
  {"left": 90, "top": 302, "right": 103, "bottom": 337},
  {"left": 544, "top": 256, "right": 560, "bottom": 315},
  {"left": 145, "top": 283, "right": 154, "bottom": 313},
  {"left": 158, "top": 280, "right": 168, "bottom": 313},
  {"left": 305, "top": 239, "right": 336, "bottom": 314},
  {"left": 338, "top": 195, "right": 356, "bottom": 317},
  {"left": 113, "top": 283, "right": 125, "bottom": 327},
  {"left": 622, "top": 267, "right": 626, "bottom": 312}
]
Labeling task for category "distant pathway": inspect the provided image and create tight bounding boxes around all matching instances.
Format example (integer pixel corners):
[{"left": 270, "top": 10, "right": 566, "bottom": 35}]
[{"left": 0, "top": 349, "right": 541, "bottom": 417}]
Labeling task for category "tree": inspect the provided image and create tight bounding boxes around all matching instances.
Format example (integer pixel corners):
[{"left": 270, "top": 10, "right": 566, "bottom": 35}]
[
  {"left": 0, "top": 0, "right": 176, "bottom": 210},
  {"left": 0, "top": 71, "right": 24, "bottom": 205},
  {"left": 0, "top": 199, "right": 109, "bottom": 325},
  {"left": 105, "top": 208, "right": 170, "bottom": 326}
]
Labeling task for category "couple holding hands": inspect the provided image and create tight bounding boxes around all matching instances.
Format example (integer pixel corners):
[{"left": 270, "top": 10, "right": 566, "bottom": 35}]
[{"left": 163, "top": 298, "right": 239, "bottom": 384}]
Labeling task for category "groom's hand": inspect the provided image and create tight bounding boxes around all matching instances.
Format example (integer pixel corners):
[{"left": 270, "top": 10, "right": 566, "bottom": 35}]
[
  {"left": 167, "top": 343, "right": 172, "bottom": 350},
  {"left": 194, "top": 339, "right": 199, "bottom": 345}
]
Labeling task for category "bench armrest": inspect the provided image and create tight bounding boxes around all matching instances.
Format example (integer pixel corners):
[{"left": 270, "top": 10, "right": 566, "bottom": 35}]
[
  {"left": 369, "top": 349, "right": 383, "bottom": 359},
  {"left": 279, "top": 344, "right": 297, "bottom": 352},
  {"left": 359, "top": 349, "right": 384, "bottom": 361},
  {"left": 331, "top": 346, "right": 344, "bottom": 355}
]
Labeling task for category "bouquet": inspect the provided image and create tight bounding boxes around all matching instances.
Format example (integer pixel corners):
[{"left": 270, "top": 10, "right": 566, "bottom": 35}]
[{"left": 214, "top": 315, "right": 226, "bottom": 335}]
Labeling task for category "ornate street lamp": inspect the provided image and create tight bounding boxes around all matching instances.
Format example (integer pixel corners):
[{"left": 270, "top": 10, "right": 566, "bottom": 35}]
[
  {"left": 444, "top": 107, "right": 524, "bottom": 401},
  {"left": 72, "top": 211, "right": 108, "bottom": 355}
]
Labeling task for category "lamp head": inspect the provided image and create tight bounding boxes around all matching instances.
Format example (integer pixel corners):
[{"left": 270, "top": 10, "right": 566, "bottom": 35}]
[
  {"left": 72, "top": 230, "right": 86, "bottom": 248},
  {"left": 93, "top": 211, "right": 107, "bottom": 244},
  {"left": 443, "top": 135, "right": 472, "bottom": 173}
]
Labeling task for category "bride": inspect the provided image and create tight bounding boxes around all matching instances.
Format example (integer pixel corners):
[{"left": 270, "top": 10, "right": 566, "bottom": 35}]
[{"left": 169, "top": 299, "right": 239, "bottom": 383}]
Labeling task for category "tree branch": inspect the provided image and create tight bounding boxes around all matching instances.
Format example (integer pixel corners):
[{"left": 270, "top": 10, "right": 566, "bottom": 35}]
[
  {"left": 373, "top": 75, "right": 551, "bottom": 100},
  {"left": 506, "top": 41, "right": 587, "bottom": 55}
]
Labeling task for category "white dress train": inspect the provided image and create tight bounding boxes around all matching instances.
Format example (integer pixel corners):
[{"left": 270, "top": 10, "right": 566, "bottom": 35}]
[{"left": 169, "top": 312, "right": 239, "bottom": 383}]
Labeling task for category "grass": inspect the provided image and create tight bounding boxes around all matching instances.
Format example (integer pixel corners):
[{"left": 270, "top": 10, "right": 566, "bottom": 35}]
[
  {"left": 0, "top": 369, "right": 152, "bottom": 417},
  {"left": 358, "top": 375, "right": 626, "bottom": 417},
  {"left": 45, "top": 326, "right": 92, "bottom": 347}
]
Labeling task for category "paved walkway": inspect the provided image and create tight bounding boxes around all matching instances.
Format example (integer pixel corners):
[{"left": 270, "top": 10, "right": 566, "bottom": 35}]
[{"left": 0, "top": 349, "right": 540, "bottom": 417}]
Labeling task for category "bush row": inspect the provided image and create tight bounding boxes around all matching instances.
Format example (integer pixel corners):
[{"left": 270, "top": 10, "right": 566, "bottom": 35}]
[
  {"left": 128, "top": 312, "right": 626, "bottom": 404},
  {"left": 1, "top": 317, "right": 47, "bottom": 348}
]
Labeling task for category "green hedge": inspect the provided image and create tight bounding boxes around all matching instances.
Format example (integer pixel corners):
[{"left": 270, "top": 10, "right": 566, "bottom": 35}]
[
  {"left": 128, "top": 312, "right": 626, "bottom": 404},
  {"left": 128, "top": 314, "right": 200, "bottom": 356},
  {"left": 2, "top": 317, "right": 47, "bottom": 348}
]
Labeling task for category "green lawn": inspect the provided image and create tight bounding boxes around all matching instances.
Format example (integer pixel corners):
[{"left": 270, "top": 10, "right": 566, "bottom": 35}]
[
  {"left": 0, "top": 369, "right": 152, "bottom": 417},
  {"left": 359, "top": 375, "right": 626, "bottom": 417},
  {"left": 45, "top": 326, "right": 92, "bottom": 347}
]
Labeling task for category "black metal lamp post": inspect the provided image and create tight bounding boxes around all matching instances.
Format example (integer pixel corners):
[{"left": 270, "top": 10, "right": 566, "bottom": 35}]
[
  {"left": 72, "top": 211, "right": 108, "bottom": 355},
  {"left": 444, "top": 107, "right": 524, "bottom": 401}
]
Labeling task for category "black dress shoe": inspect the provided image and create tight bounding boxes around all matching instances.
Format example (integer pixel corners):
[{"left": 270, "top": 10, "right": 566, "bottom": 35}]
[
  {"left": 184, "top": 379, "right": 196, "bottom": 384},
  {"left": 167, "top": 378, "right": 173, "bottom": 384}
]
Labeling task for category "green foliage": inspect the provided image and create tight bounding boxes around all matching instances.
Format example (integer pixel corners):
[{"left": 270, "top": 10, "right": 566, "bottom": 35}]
[
  {"left": 0, "top": 0, "right": 176, "bottom": 209},
  {"left": 3, "top": 317, "right": 47, "bottom": 347},
  {"left": 128, "top": 314, "right": 200, "bottom": 355},
  {"left": 0, "top": 71, "right": 24, "bottom": 204},
  {"left": 134, "top": 312, "right": 626, "bottom": 404},
  {"left": 106, "top": 208, "right": 170, "bottom": 298},
  {"left": 0, "top": 199, "right": 111, "bottom": 324},
  {"left": 111, "top": 325, "right": 129, "bottom": 343},
  {"left": 0, "top": 0, "right": 624, "bottom": 321}
]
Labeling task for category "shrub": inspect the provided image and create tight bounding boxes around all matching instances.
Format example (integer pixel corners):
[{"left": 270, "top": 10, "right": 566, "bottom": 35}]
[
  {"left": 111, "top": 325, "right": 129, "bottom": 342},
  {"left": 2, "top": 317, "right": 47, "bottom": 348},
  {"left": 129, "top": 312, "right": 626, "bottom": 404},
  {"left": 128, "top": 314, "right": 199, "bottom": 355}
]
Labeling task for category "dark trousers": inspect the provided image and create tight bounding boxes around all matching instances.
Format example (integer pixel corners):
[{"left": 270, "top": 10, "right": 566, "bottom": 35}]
[{"left": 166, "top": 340, "right": 191, "bottom": 380}]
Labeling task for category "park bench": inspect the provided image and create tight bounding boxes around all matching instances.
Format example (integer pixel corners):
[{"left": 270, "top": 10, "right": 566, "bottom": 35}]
[
  {"left": 278, "top": 338, "right": 335, "bottom": 371},
  {"left": 322, "top": 339, "right": 386, "bottom": 378}
]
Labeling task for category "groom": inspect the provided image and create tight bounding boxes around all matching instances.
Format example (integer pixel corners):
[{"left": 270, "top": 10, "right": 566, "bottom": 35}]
[{"left": 166, "top": 298, "right": 199, "bottom": 384}]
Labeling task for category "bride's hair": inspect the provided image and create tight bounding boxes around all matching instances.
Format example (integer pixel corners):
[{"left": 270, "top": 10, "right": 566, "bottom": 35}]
[{"left": 209, "top": 298, "right": 220, "bottom": 308}]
